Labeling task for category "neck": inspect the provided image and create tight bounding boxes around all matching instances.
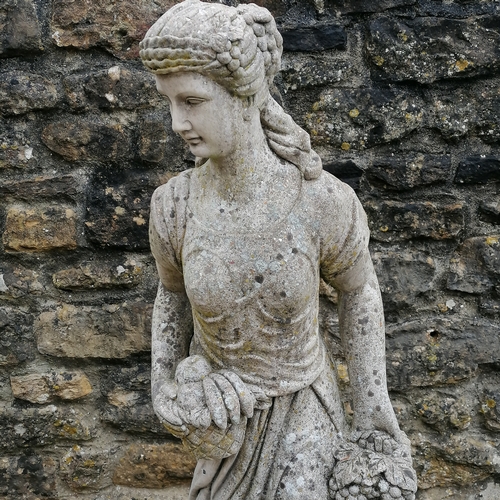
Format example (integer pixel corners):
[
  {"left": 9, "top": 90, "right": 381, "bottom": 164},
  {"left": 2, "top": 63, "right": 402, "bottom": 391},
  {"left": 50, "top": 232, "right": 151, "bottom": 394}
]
[{"left": 203, "top": 119, "right": 277, "bottom": 203}]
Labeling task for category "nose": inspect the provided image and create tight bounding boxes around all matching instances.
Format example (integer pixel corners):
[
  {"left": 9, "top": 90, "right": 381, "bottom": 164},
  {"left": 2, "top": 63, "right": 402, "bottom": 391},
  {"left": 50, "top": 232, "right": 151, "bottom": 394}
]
[{"left": 170, "top": 105, "right": 192, "bottom": 134}]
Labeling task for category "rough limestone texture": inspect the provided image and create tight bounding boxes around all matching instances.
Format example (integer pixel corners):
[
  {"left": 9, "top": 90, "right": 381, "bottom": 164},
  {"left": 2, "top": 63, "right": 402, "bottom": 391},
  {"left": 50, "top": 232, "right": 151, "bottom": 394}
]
[{"left": 1, "top": 0, "right": 499, "bottom": 498}]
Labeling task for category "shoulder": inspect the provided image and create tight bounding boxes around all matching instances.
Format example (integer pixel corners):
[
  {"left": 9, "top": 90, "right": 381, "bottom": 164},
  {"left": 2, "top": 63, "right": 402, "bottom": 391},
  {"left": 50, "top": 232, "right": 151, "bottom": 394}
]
[
  {"left": 150, "top": 169, "right": 193, "bottom": 222},
  {"left": 303, "top": 170, "right": 362, "bottom": 218}
]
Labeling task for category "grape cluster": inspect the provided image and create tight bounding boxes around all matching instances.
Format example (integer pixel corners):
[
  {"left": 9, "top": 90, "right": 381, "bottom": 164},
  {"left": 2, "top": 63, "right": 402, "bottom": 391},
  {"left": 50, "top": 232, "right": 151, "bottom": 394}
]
[{"left": 329, "top": 475, "right": 416, "bottom": 500}]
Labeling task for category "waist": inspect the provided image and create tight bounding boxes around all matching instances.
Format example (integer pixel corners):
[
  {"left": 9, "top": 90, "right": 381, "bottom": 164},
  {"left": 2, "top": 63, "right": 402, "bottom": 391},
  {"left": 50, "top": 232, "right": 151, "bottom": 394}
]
[{"left": 191, "top": 315, "right": 326, "bottom": 397}]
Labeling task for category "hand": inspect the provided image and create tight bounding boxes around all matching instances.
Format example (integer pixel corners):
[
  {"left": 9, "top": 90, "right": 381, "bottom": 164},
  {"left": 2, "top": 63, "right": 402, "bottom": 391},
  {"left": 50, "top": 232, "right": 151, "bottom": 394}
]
[
  {"left": 153, "top": 383, "right": 189, "bottom": 438},
  {"left": 202, "top": 370, "right": 258, "bottom": 429}
]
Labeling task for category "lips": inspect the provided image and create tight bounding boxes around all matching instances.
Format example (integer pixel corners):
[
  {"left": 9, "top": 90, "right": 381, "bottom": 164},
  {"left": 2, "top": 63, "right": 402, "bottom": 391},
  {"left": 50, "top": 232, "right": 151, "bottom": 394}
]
[{"left": 183, "top": 135, "right": 202, "bottom": 145}]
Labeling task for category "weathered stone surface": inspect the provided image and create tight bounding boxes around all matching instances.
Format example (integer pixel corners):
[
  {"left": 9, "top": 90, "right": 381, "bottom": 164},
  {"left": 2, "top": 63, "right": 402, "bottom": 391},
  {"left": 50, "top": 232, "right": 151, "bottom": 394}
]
[
  {"left": 100, "top": 364, "right": 167, "bottom": 435},
  {"left": 280, "top": 24, "right": 346, "bottom": 52},
  {"left": 413, "top": 433, "right": 500, "bottom": 488},
  {"left": 367, "top": 16, "right": 500, "bottom": 83},
  {"left": 454, "top": 156, "right": 500, "bottom": 185},
  {"left": 305, "top": 87, "right": 424, "bottom": 151},
  {"left": 386, "top": 317, "right": 500, "bottom": 390},
  {"left": 480, "top": 199, "right": 500, "bottom": 225},
  {"left": 53, "top": 259, "right": 143, "bottom": 291},
  {"left": 428, "top": 87, "right": 500, "bottom": 144},
  {"left": 372, "top": 251, "right": 436, "bottom": 312},
  {"left": 64, "top": 66, "right": 159, "bottom": 111},
  {"left": 0, "top": 265, "right": 44, "bottom": 299},
  {"left": 415, "top": 395, "right": 471, "bottom": 433},
  {"left": 113, "top": 443, "right": 196, "bottom": 488},
  {"left": 0, "top": 143, "right": 34, "bottom": 169},
  {"left": 447, "top": 236, "right": 500, "bottom": 294},
  {"left": 51, "top": 0, "right": 177, "bottom": 59},
  {"left": 0, "top": 0, "right": 42, "bottom": 58},
  {"left": 3, "top": 205, "right": 77, "bottom": 252},
  {"left": 480, "top": 297, "right": 500, "bottom": 317},
  {"left": 281, "top": 56, "right": 351, "bottom": 91},
  {"left": 0, "top": 72, "right": 59, "bottom": 116},
  {"left": 41, "top": 118, "right": 132, "bottom": 162},
  {"left": 138, "top": 114, "right": 170, "bottom": 163},
  {"left": 415, "top": 455, "right": 489, "bottom": 490},
  {"left": 0, "top": 307, "right": 35, "bottom": 367},
  {"left": 11, "top": 371, "right": 92, "bottom": 404},
  {"left": 85, "top": 169, "right": 161, "bottom": 250},
  {"left": 0, "top": 454, "right": 57, "bottom": 499},
  {"left": 35, "top": 302, "right": 152, "bottom": 358},
  {"left": 364, "top": 199, "right": 464, "bottom": 241},
  {"left": 0, "top": 175, "right": 80, "bottom": 202},
  {"left": 332, "top": 0, "right": 415, "bottom": 14},
  {"left": 366, "top": 155, "right": 451, "bottom": 190},
  {"left": 480, "top": 391, "right": 500, "bottom": 432},
  {"left": 323, "top": 160, "right": 363, "bottom": 190},
  {"left": 61, "top": 446, "right": 113, "bottom": 492},
  {"left": 0, "top": 406, "right": 94, "bottom": 451}
]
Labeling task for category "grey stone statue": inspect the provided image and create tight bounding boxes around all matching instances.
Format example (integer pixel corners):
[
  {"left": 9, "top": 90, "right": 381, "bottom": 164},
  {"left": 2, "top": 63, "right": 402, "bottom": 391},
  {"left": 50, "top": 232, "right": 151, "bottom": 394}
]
[{"left": 139, "top": 1, "right": 417, "bottom": 498}]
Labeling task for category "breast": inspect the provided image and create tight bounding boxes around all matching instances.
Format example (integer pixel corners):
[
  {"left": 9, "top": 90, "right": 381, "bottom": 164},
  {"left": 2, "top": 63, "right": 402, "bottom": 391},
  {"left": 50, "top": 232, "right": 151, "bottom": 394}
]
[{"left": 182, "top": 225, "right": 318, "bottom": 325}]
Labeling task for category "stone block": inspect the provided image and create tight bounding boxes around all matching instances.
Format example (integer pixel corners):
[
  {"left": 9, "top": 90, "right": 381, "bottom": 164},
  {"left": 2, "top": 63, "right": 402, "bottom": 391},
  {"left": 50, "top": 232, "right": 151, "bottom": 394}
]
[
  {"left": 113, "top": 443, "right": 196, "bottom": 488},
  {"left": 0, "top": 0, "right": 42, "bottom": 58},
  {"left": 0, "top": 406, "right": 94, "bottom": 452},
  {"left": 100, "top": 364, "right": 167, "bottom": 435},
  {"left": 415, "top": 394, "right": 471, "bottom": 433},
  {"left": 0, "top": 454, "right": 56, "bottom": 498},
  {"left": 85, "top": 168, "right": 162, "bottom": 250},
  {"left": 61, "top": 446, "right": 113, "bottom": 492},
  {"left": 50, "top": 0, "right": 177, "bottom": 59},
  {"left": 11, "top": 371, "right": 92, "bottom": 404},
  {"left": 281, "top": 23, "right": 346, "bottom": 52},
  {"left": 386, "top": 317, "right": 500, "bottom": 390},
  {"left": 0, "top": 143, "right": 34, "bottom": 169},
  {"left": 0, "top": 264, "right": 45, "bottom": 300},
  {"left": 35, "top": 302, "right": 152, "bottom": 358},
  {"left": 372, "top": 251, "right": 436, "bottom": 312},
  {"left": 480, "top": 200, "right": 500, "bottom": 225},
  {"left": 0, "top": 306, "right": 35, "bottom": 367},
  {"left": 63, "top": 66, "right": 159, "bottom": 111},
  {"left": 41, "top": 118, "right": 132, "bottom": 162},
  {"left": 454, "top": 156, "right": 500, "bottom": 185},
  {"left": 367, "top": 16, "right": 500, "bottom": 83},
  {"left": 305, "top": 87, "right": 423, "bottom": 152},
  {"left": 53, "top": 258, "right": 143, "bottom": 291},
  {"left": 366, "top": 154, "right": 451, "bottom": 190},
  {"left": 138, "top": 114, "right": 170, "bottom": 163},
  {"left": 364, "top": 199, "right": 464, "bottom": 241},
  {"left": 447, "top": 236, "right": 500, "bottom": 294},
  {"left": 0, "top": 175, "right": 80, "bottom": 202},
  {"left": 3, "top": 205, "right": 77, "bottom": 252},
  {"left": 480, "top": 391, "right": 500, "bottom": 432},
  {"left": 0, "top": 72, "right": 59, "bottom": 116},
  {"left": 281, "top": 56, "right": 351, "bottom": 91}
]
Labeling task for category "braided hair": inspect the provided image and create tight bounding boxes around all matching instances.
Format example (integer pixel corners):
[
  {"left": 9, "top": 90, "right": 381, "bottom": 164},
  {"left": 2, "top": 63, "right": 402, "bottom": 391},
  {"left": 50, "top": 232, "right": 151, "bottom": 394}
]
[{"left": 140, "top": 0, "right": 322, "bottom": 180}]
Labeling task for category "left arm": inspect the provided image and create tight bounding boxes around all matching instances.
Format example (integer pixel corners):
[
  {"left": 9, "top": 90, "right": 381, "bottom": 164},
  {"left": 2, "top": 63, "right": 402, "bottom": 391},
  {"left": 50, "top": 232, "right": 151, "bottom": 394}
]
[{"left": 332, "top": 249, "right": 406, "bottom": 444}]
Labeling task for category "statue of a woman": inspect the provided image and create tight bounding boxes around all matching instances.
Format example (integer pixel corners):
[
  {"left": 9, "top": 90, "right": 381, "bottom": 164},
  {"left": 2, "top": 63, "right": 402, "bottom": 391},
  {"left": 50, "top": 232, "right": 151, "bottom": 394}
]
[{"left": 139, "top": 1, "right": 417, "bottom": 499}]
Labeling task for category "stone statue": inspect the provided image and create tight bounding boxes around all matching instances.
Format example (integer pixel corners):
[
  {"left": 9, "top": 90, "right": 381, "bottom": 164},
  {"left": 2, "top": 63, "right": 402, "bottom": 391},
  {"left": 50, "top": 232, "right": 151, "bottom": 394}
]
[{"left": 139, "top": 1, "right": 417, "bottom": 498}]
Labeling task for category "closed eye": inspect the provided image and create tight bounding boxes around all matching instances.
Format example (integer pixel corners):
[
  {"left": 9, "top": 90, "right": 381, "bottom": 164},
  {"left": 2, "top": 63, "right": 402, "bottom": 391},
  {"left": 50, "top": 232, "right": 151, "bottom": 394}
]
[{"left": 186, "top": 97, "right": 205, "bottom": 105}]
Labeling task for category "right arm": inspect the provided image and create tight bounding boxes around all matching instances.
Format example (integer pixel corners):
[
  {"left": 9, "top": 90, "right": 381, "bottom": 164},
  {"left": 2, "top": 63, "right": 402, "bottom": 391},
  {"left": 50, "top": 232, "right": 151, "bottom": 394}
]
[{"left": 151, "top": 263, "right": 194, "bottom": 435}]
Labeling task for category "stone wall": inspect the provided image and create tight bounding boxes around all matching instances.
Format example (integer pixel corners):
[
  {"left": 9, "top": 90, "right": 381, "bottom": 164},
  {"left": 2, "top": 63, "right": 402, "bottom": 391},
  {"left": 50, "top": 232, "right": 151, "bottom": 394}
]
[{"left": 1, "top": 0, "right": 499, "bottom": 498}]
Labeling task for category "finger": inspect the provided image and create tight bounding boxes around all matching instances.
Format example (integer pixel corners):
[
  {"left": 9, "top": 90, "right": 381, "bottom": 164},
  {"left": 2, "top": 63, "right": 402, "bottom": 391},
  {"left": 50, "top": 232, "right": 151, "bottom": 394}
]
[
  {"left": 374, "top": 434, "right": 383, "bottom": 453},
  {"left": 382, "top": 437, "right": 393, "bottom": 455},
  {"left": 219, "top": 370, "right": 256, "bottom": 418},
  {"left": 210, "top": 373, "right": 241, "bottom": 425},
  {"left": 188, "top": 407, "right": 212, "bottom": 431},
  {"left": 202, "top": 376, "right": 228, "bottom": 429}
]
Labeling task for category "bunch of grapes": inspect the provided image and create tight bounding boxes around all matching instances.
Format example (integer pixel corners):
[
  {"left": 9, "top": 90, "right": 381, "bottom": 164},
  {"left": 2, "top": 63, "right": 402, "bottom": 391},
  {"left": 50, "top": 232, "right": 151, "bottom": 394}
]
[{"left": 329, "top": 474, "right": 416, "bottom": 500}]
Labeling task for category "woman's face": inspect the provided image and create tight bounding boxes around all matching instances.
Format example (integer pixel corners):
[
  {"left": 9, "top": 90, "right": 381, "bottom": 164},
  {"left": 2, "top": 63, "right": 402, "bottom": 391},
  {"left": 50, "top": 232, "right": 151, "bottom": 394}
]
[{"left": 155, "top": 72, "right": 249, "bottom": 160}]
